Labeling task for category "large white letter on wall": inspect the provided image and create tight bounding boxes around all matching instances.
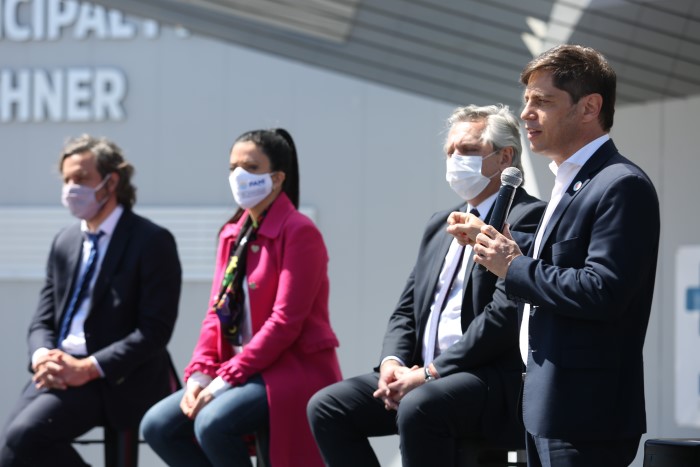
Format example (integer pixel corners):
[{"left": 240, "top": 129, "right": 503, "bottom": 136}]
[
  {"left": 675, "top": 245, "right": 700, "bottom": 428},
  {"left": 0, "top": 67, "right": 127, "bottom": 122}
]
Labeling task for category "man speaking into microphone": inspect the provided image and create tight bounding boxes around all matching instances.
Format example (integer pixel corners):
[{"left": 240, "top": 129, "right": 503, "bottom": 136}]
[
  {"left": 463, "top": 46, "right": 660, "bottom": 466},
  {"left": 307, "top": 104, "right": 545, "bottom": 467}
]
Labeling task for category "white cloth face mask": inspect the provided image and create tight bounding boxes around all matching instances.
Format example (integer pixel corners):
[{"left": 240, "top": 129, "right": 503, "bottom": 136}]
[
  {"left": 229, "top": 167, "right": 273, "bottom": 209},
  {"left": 445, "top": 150, "right": 499, "bottom": 201}
]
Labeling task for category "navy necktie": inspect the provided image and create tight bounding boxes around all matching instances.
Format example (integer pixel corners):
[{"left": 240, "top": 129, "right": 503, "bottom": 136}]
[{"left": 58, "top": 231, "right": 104, "bottom": 346}]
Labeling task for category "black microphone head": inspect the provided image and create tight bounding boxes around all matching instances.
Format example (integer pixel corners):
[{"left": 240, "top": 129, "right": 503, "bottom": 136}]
[{"left": 501, "top": 167, "right": 523, "bottom": 188}]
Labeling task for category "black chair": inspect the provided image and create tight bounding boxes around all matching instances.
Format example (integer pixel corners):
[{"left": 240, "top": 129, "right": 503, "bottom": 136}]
[
  {"left": 74, "top": 426, "right": 140, "bottom": 467},
  {"left": 643, "top": 438, "right": 700, "bottom": 467},
  {"left": 74, "top": 355, "right": 182, "bottom": 467},
  {"left": 247, "top": 425, "right": 270, "bottom": 467}
]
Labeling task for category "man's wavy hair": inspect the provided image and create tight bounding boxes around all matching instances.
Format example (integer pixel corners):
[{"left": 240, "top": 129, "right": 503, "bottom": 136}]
[{"left": 59, "top": 134, "right": 137, "bottom": 209}]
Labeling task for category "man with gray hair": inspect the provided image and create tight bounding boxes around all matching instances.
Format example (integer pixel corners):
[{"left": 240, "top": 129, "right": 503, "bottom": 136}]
[
  {"left": 0, "top": 135, "right": 182, "bottom": 467},
  {"left": 307, "top": 105, "right": 545, "bottom": 466}
]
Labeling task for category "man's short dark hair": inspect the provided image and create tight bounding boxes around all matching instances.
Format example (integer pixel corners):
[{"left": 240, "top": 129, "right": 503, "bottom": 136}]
[{"left": 520, "top": 44, "right": 616, "bottom": 131}]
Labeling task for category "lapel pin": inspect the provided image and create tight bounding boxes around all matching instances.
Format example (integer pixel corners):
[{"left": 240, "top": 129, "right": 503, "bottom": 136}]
[{"left": 573, "top": 181, "right": 583, "bottom": 192}]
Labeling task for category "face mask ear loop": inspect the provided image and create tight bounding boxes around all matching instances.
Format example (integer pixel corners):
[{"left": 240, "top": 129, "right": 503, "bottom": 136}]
[
  {"left": 94, "top": 173, "right": 112, "bottom": 203},
  {"left": 482, "top": 149, "right": 502, "bottom": 180},
  {"left": 95, "top": 173, "right": 112, "bottom": 191}
]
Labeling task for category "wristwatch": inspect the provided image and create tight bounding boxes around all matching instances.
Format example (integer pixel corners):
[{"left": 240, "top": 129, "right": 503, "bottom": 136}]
[{"left": 424, "top": 366, "right": 434, "bottom": 382}]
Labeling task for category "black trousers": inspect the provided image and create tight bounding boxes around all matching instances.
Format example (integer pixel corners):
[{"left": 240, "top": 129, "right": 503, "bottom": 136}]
[
  {"left": 0, "top": 380, "right": 107, "bottom": 467},
  {"left": 307, "top": 370, "right": 488, "bottom": 467}
]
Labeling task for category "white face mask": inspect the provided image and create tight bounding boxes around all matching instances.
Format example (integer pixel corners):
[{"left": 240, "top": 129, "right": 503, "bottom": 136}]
[
  {"left": 61, "top": 174, "right": 111, "bottom": 220},
  {"left": 229, "top": 167, "right": 273, "bottom": 209},
  {"left": 445, "top": 150, "right": 499, "bottom": 201}
]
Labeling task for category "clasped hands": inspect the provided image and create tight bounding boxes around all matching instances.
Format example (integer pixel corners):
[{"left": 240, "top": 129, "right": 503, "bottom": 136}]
[
  {"left": 180, "top": 383, "right": 214, "bottom": 420},
  {"left": 373, "top": 360, "right": 426, "bottom": 411},
  {"left": 446, "top": 211, "right": 522, "bottom": 278},
  {"left": 32, "top": 349, "right": 99, "bottom": 390}
]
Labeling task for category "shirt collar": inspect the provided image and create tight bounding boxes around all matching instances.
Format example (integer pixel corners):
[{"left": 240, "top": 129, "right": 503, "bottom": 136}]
[
  {"left": 80, "top": 204, "right": 124, "bottom": 237},
  {"left": 549, "top": 134, "right": 610, "bottom": 177},
  {"left": 469, "top": 191, "right": 498, "bottom": 220}
]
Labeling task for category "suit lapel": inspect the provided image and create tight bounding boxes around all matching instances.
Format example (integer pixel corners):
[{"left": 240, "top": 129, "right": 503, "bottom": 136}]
[
  {"left": 535, "top": 140, "right": 616, "bottom": 258},
  {"left": 462, "top": 249, "right": 477, "bottom": 283},
  {"left": 91, "top": 210, "right": 135, "bottom": 306},
  {"left": 536, "top": 187, "right": 582, "bottom": 258},
  {"left": 57, "top": 226, "right": 85, "bottom": 326},
  {"left": 459, "top": 248, "right": 477, "bottom": 331},
  {"left": 421, "top": 229, "right": 454, "bottom": 316}
]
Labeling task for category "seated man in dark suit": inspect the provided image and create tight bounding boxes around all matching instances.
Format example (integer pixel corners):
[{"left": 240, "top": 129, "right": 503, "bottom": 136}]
[
  {"left": 0, "top": 135, "right": 182, "bottom": 467},
  {"left": 307, "top": 104, "right": 546, "bottom": 467}
]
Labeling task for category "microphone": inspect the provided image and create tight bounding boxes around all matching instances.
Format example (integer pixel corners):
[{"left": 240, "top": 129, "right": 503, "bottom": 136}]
[{"left": 488, "top": 167, "right": 523, "bottom": 232}]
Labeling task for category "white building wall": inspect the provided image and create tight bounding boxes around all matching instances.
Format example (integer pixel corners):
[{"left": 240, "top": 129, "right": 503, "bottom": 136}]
[
  {"left": 613, "top": 96, "right": 700, "bottom": 465},
  {"left": 1, "top": 3, "right": 699, "bottom": 466}
]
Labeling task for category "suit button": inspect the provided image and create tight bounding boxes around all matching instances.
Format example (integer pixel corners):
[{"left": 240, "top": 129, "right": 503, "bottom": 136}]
[
  {"left": 251, "top": 245, "right": 260, "bottom": 253},
  {"left": 249, "top": 282, "right": 257, "bottom": 290}
]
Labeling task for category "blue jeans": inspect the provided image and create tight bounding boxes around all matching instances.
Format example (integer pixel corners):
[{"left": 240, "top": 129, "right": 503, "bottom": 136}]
[{"left": 141, "top": 374, "right": 269, "bottom": 467}]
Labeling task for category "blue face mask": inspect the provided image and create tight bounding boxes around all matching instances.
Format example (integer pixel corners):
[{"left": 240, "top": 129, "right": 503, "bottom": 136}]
[{"left": 61, "top": 174, "right": 111, "bottom": 220}]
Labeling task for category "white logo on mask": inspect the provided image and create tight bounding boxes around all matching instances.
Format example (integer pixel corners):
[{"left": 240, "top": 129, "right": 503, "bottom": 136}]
[{"left": 229, "top": 167, "right": 273, "bottom": 209}]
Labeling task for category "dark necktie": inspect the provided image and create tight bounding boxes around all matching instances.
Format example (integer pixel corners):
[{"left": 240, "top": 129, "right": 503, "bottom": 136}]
[
  {"left": 443, "top": 208, "right": 479, "bottom": 305},
  {"left": 440, "top": 207, "right": 479, "bottom": 311},
  {"left": 58, "top": 231, "right": 104, "bottom": 346},
  {"left": 433, "top": 207, "right": 480, "bottom": 358},
  {"left": 444, "top": 207, "right": 479, "bottom": 305}
]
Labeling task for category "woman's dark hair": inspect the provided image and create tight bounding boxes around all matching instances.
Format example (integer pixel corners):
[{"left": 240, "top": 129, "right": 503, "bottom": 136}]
[
  {"left": 225, "top": 128, "right": 300, "bottom": 226},
  {"left": 59, "top": 134, "right": 137, "bottom": 209},
  {"left": 234, "top": 128, "right": 300, "bottom": 208}
]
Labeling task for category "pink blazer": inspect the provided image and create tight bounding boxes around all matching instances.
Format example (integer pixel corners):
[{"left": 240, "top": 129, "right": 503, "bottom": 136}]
[{"left": 184, "top": 193, "right": 341, "bottom": 467}]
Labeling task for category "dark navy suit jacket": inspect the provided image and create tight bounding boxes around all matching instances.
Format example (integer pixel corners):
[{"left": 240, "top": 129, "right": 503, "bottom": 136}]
[
  {"left": 381, "top": 187, "right": 545, "bottom": 442},
  {"left": 506, "top": 140, "right": 660, "bottom": 440},
  {"left": 27, "top": 208, "right": 182, "bottom": 429}
]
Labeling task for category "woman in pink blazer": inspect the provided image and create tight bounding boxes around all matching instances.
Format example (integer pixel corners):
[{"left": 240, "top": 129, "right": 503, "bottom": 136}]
[{"left": 142, "top": 129, "right": 342, "bottom": 467}]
